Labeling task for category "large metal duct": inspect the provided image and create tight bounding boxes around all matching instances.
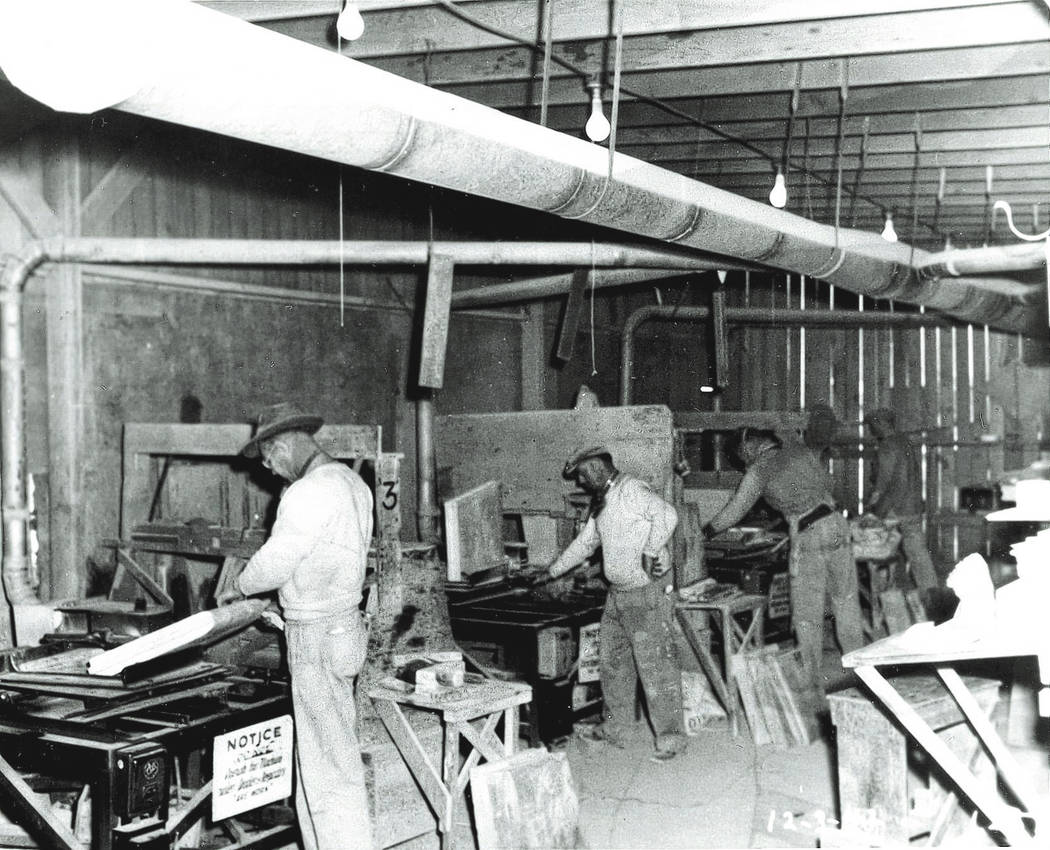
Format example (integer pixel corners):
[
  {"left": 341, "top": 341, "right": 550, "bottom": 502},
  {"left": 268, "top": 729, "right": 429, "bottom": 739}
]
[{"left": 0, "top": 0, "right": 1037, "bottom": 333}]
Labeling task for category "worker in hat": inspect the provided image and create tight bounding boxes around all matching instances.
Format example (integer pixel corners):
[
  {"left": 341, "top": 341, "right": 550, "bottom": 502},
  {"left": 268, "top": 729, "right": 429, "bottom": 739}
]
[
  {"left": 864, "top": 408, "right": 938, "bottom": 592},
  {"left": 221, "top": 402, "right": 374, "bottom": 850},
  {"left": 701, "top": 428, "right": 864, "bottom": 694},
  {"left": 546, "top": 446, "right": 685, "bottom": 760}
]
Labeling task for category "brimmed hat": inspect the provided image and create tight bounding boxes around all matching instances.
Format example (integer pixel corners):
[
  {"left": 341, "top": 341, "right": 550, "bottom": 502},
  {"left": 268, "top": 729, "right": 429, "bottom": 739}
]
[
  {"left": 986, "top": 479, "right": 1050, "bottom": 522},
  {"left": 241, "top": 402, "right": 323, "bottom": 458},
  {"left": 563, "top": 446, "right": 612, "bottom": 478}
]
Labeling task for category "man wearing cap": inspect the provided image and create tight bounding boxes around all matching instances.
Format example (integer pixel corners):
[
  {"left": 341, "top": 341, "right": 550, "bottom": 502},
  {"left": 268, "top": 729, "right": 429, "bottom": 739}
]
[
  {"left": 701, "top": 428, "right": 864, "bottom": 693},
  {"left": 228, "top": 403, "right": 374, "bottom": 850},
  {"left": 865, "top": 408, "right": 938, "bottom": 592},
  {"left": 546, "top": 446, "right": 685, "bottom": 759}
]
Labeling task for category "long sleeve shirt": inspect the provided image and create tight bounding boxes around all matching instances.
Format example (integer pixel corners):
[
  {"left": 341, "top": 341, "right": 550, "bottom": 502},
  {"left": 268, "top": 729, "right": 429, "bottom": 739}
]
[
  {"left": 238, "top": 462, "right": 373, "bottom": 622},
  {"left": 868, "top": 433, "right": 924, "bottom": 516},
  {"left": 550, "top": 474, "right": 678, "bottom": 589},
  {"left": 708, "top": 443, "right": 835, "bottom": 533}
]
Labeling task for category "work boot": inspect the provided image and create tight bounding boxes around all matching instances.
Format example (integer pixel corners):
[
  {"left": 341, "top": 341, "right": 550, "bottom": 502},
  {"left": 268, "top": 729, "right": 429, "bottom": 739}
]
[
  {"left": 578, "top": 722, "right": 628, "bottom": 748},
  {"left": 652, "top": 732, "right": 687, "bottom": 761}
]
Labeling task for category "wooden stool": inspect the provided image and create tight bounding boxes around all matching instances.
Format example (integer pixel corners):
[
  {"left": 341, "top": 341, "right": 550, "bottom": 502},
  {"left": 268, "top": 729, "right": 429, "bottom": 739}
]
[
  {"left": 370, "top": 678, "right": 532, "bottom": 850},
  {"left": 675, "top": 594, "right": 767, "bottom": 734}
]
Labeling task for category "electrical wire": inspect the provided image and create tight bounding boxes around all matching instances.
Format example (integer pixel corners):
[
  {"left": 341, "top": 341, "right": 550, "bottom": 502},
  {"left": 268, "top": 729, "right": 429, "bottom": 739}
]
[{"left": 432, "top": 0, "right": 946, "bottom": 240}]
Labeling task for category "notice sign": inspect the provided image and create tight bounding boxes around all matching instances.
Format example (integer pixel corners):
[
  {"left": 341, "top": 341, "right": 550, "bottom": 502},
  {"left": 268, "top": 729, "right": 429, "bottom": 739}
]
[
  {"left": 212, "top": 714, "right": 294, "bottom": 820},
  {"left": 578, "top": 622, "right": 601, "bottom": 683}
]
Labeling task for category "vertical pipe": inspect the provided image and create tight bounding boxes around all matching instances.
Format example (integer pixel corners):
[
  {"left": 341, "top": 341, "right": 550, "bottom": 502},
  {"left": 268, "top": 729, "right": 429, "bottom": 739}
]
[
  {"left": 416, "top": 393, "right": 439, "bottom": 543},
  {"left": 0, "top": 247, "right": 47, "bottom": 609}
]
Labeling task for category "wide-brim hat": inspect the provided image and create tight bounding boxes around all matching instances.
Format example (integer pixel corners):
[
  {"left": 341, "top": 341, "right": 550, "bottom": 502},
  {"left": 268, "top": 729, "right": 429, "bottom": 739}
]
[
  {"left": 563, "top": 446, "right": 612, "bottom": 478},
  {"left": 987, "top": 478, "right": 1050, "bottom": 522},
  {"left": 241, "top": 402, "right": 323, "bottom": 458}
]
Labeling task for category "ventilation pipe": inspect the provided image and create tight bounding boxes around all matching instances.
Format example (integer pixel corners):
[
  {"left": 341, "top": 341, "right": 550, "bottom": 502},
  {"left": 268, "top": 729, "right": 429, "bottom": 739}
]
[
  {"left": 0, "top": 0, "right": 1037, "bottom": 333},
  {"left": 619, "top": 305, "right": 947, "bottom": 405}
]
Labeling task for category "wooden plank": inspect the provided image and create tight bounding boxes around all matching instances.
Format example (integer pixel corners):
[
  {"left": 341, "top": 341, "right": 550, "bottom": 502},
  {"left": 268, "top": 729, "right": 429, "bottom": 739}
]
[
  {"left": 904, "top": 589, "right": 928, "bottom": 623},
  {"left": 116, "top": 550, "right": 174, "bottom": 607},
  {"left": 520, "top": 302, "right": 546, "bottom": 410},
  {"left": 469, "top": 748, "right": 578, "bottom": 850},
  {"left": 79, "top": 144, "right": 151, "bottom": 228},
  {"left": 444, "top": 481, "right": 503, "bottom": 581},
  {"left": 447, "top": 42, "right": 1050, "bottom": 108},
  {"left": 0, "top": 150, "right": 59, "bottom": 237},
  {"left": 371, "top": 699, "right": 450, "bottom": 821},
  {"left": 730, "top": 653, "right": 771, "bottom": 746},
  {"left": 367, "top": 5, "right": 1048, "bottom": 87},
  {"left": 123, "top": 423, "right": 380, "bottom": 458},
  {"left": 326, "top": 0, "right": 1012, "bottom": 58},
  {"left": 879, "top": 588, "right": 912, "bottom": 635},
  {"left": 419, "top": 254, "right": 455, "bottom": 389},
  {"left": 555, "top": 269, "right": 588, "bottom": 362},
  {"left": 764, "top": 654, "right": 808, "bottom": 746},
  {"left": 44, "top": 135, "right": 85, "bottom": 600},
  {"left": 0, "top": 752, "right": 84, "bottom": 850}
]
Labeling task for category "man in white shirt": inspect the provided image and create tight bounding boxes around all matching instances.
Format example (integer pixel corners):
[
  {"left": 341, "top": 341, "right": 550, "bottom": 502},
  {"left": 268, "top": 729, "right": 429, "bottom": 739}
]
[
  {"left": 546, "top": 447, "right": 685, "bottom": 760},
  {"left": 229, "top": 403, "right": 375, "bottom": 850}
]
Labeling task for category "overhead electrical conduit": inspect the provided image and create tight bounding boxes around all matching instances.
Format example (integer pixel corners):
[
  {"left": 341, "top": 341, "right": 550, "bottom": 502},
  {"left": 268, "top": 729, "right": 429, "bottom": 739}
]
[
  {"left": 619, "top": 305, "right": 948, "bottom": 406},
  {"left": 0, "top": 0, "right": 1037, "bottom": 334}
]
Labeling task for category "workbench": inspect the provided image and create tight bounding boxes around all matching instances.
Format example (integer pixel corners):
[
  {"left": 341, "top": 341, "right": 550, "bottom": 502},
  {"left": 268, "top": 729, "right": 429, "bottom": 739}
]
[
  {"left": 369, "top": 678, "right": 532, "bottom": 850},
  {"left": 838, "top": 623, "right": 1045, "bottom": 847},
  {"left": 0, "top": 642, "right": 293, "bottom": 850},
  {"left": 447, "top": 584, "right": 604, "bottom": 743},
  {"left": 675, "top": 593, "right": 768, "bottom": 735}
]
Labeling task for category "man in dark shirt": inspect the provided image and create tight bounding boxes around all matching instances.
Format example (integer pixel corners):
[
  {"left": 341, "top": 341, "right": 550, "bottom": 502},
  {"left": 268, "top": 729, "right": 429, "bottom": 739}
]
[
  {"left": 702, "top": 428, "right": 865, "bottom": 693},
  {"left": 865, "top": 408, "right": 938, "bottom": 591}
]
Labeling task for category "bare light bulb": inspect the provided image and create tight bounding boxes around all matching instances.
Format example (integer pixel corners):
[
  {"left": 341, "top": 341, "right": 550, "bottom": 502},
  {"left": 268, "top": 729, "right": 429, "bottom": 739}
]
[
  {"left": 585, "top": 84, "right": 611, "bottom": 143},
  {"left": 768, "top": 170, "right": 787, "bottom": 208},
  {"left": 336, "top": 2, "right": 365, "bottom": 41},
  {"left": 881, "top": 213, "right": 898, "bottom": 243}
]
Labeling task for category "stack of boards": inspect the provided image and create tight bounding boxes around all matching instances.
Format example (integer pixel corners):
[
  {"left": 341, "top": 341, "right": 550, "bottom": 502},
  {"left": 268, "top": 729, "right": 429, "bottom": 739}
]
[{"left": 731, "top": 646, "right": 823, "bottom": 747}]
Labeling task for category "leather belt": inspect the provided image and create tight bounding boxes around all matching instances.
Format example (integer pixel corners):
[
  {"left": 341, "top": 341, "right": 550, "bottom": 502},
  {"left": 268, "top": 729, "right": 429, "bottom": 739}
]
[{"left": 797, "top": 503, "right": 835, "bottom": 533}]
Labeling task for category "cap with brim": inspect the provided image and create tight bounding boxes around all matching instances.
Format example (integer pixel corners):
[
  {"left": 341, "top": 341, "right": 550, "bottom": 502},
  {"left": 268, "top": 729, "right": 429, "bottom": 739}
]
[
  {"left": 241, "top": 402, "right": 323, "bottom": 458},
  {"left": 986, "top": 479, "right": 1050, "bottom": 522},
  {"left": 563, "top": 445, "right": 612, "bottom": 478}
]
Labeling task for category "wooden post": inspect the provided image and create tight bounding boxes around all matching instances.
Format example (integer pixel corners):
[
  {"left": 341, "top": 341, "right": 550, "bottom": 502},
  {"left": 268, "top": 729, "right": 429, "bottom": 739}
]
[
  {"left": 520, "top": 302, "right": 546, "bottom": 410},
  {"left": 555, "top": 269, "right": 588, "bottom": 362},
  {"left": 418, "top": 254, "right": 455, "bottom": 389},
  {"left": 43, "top": 135, "right": 85, "bottom": 600}
]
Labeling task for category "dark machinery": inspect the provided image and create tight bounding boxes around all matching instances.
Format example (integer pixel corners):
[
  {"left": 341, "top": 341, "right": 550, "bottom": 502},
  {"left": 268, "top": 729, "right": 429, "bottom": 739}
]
[{"left": 0, "top": 636, "right": 292, "bottom": 850}]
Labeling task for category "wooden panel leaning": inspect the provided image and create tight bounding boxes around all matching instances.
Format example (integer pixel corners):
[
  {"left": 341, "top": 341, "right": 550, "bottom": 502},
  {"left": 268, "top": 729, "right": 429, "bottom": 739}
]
[{"left": 827, "top": 673, "right": 1000, "bottom": 845}]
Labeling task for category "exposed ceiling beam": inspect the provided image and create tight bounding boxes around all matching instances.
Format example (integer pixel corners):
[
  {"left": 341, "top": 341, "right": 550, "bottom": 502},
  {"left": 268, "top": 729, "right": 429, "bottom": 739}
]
[
  {"left": 444, "top": 43, "right": 1049, "bottom": 106},
  {"left": 358, "top": 3, "right": 1048, "bottom": 86},
  {"left": 272, "top": 1, "right": 1018, "bottom": 58}
]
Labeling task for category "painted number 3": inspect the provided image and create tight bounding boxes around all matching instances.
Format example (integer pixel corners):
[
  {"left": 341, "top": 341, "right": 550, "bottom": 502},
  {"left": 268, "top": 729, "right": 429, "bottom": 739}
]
[{"left": 381, "top": 481, "right": 398, "bottom": 510}]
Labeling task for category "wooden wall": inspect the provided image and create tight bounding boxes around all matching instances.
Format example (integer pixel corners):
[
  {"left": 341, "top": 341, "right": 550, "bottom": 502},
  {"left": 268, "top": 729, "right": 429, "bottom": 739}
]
[
  {"left": 556, "top": 270, "right": 1050, "bottom": 573},
  {"left": 0, "top": 115, "right": 528, "bottom": 598}
]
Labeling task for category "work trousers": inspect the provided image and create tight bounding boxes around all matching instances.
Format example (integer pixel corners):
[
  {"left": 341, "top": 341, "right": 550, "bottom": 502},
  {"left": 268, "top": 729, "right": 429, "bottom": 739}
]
[
  {"left": 599, "top": 580, "right": 684, "bottom": 747},
  {"left": 789, "top": 513, "right": 865, "bottom": 693},
  {"left": 893, "top": 513, "right": 938, "bottom": 591},
  {"left": 286, "top": 611, "right": 374, "bottom": 850}
]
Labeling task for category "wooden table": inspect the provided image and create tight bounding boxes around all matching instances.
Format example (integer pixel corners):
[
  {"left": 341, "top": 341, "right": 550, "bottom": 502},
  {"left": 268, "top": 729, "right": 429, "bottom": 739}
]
[
  {"left": 370, "top": 678, "right": 532, "bottom": 850},
  {"left": 839, "top": 625, "right": 1045, "bottom": 847},
  {"left": 675, "top": 593, "right": 767, "bottom": 734}
]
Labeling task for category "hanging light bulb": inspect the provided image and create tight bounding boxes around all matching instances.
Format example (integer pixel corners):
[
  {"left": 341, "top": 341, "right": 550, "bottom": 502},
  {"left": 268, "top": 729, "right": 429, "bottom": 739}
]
[
  {"left": 584, "top": 81, "right": 611, "bottom": 143},
  {"left": 768, "top": 168, "right": 787, "bottom": 209},
  {"left": 881, "top": 212, "right": 898, "bottom": 243},
  {"left": 336, "top": 1, "right": 365, "bottom": 41}
]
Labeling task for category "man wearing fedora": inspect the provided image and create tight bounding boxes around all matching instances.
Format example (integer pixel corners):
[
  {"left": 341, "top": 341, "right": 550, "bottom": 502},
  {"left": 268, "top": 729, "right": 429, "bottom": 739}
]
[
  {"left": 227, "top": 402, "right": 375, "bottom": 850},
  {"left": 545, "top": 446, "right": 686, "bottom": 760}
]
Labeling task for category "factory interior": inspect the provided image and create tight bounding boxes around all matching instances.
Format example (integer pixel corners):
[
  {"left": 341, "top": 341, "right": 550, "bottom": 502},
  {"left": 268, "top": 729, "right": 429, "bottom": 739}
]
[{"left": 0, "top": 1, "right": 1049, "bottom": 848}]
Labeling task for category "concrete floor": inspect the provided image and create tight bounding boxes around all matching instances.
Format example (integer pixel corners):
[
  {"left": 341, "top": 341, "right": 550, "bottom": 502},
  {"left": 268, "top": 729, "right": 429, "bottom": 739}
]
[{"left": 560, "top": 702, "right": 1049, "bottom": 849}]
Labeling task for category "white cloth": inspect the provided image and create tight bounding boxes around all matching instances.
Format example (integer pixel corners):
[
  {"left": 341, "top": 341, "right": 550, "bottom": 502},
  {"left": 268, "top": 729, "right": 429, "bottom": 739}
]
[
  {"left": 550, "top": 474, "right": 678, "bottom": 589},
  {"left": 238, "top": 462, "right": 373, "bottom": 621}
]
